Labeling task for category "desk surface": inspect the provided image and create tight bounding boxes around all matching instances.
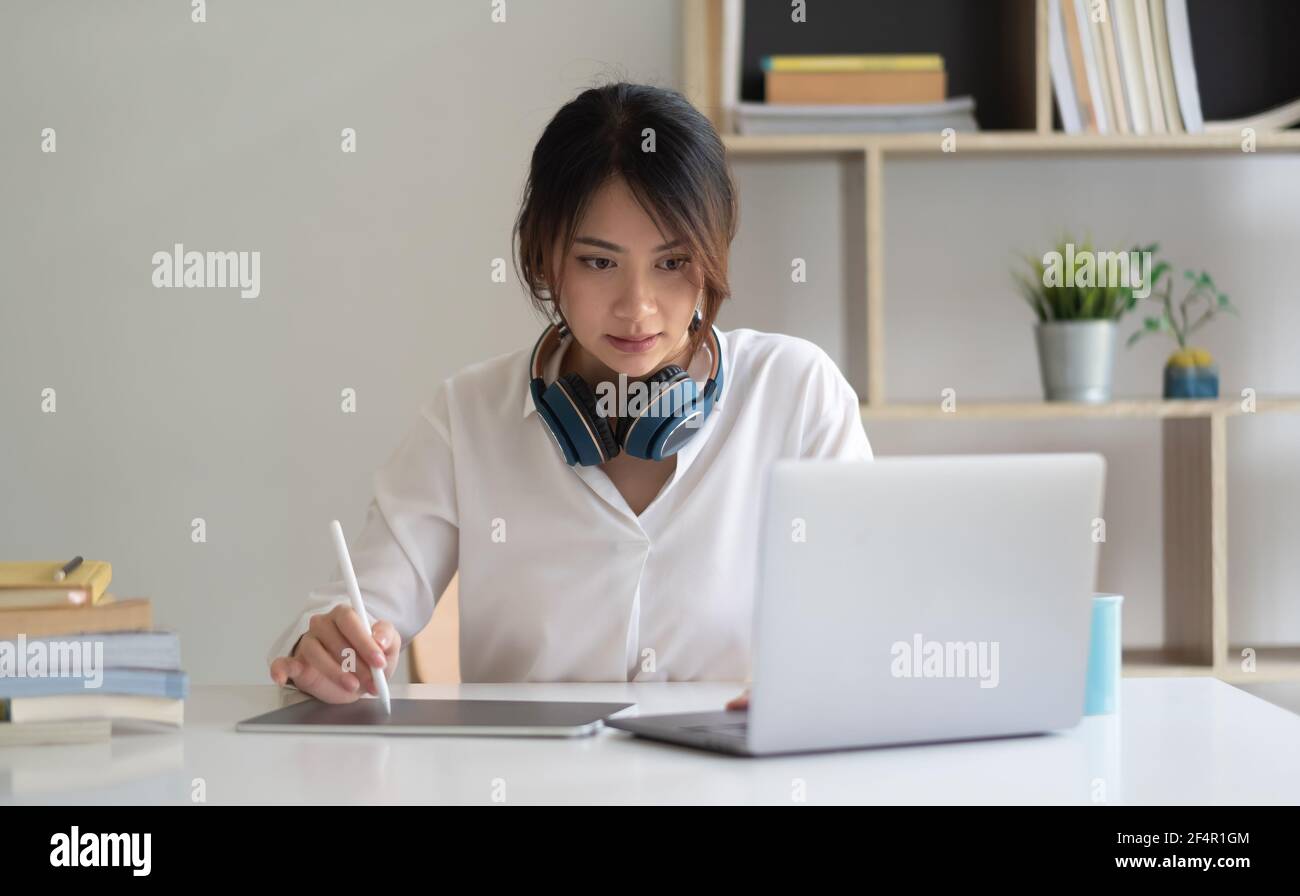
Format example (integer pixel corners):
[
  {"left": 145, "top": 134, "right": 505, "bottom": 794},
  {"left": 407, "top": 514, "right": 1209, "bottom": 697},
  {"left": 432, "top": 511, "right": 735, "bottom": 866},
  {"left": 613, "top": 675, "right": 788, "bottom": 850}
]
[{"left": 3, "top": 678, "right": 1299, "bottom": 805}]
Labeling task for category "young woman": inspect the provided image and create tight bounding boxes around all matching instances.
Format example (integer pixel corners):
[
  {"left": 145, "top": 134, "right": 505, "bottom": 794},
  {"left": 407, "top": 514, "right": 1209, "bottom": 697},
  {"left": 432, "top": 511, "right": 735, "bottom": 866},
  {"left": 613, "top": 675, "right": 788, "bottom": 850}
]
[{"left": 267, "top": 82, "right": 873, "bottom": 709}]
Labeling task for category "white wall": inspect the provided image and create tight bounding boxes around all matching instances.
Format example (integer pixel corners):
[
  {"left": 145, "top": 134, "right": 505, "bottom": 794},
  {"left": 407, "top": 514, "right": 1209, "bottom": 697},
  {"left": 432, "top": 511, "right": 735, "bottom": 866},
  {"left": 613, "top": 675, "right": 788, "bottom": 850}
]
[
  {"left": 3, "top": 1, "right": 1296, "bottom": 685},
  {"left": 0, "top": 0, "right": 681, "bottom": 684}
]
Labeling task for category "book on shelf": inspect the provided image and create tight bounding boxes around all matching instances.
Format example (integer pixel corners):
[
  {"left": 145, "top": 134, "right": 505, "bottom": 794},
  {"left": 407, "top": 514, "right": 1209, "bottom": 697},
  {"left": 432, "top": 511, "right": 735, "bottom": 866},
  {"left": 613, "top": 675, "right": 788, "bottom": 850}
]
[
  {"left": 1203, "top": 97, "right": 1300, "bottom": 133},
  {"left": 1163, "top": 0, "right": 1203, "bottom": 131},
  {"left": 745, "top": 52, "right": 970, "bottom": 134},
  {"left": 1148, "top": 0, "right": 1185, "bottom": 132},
  {"left": 763, "top": 54, "right": 946, "bottom": 105},
  {"left": 1132, "top": 0, "right": 1167, "bottom": 134},
  {"left": 1052, "top": 0, "right": 1296, "bottom": 137},
  {"left": 736, "top": 97, "right": 977, "bottom": 136},
  {"left": 1061, "top": 0, "right": 1100, "bottom": 132},
  {"left": 1048, "top": 0, "right": 1084, "bottom": 133},
  {"left": 1056, "top": 0, "right": 1182, "bottom": 134},
  {"left": 1111, "top": 0, "right": 1150, "bottom": 134},
  {"left": 1093, "top": 0, "right": 1131, "bottom": 134},
  {"left": 762, "top": 54, "right": 944, "bottom": 73},
  {"left": 766, "top": 69, "right": 947, "bottom": 105}
]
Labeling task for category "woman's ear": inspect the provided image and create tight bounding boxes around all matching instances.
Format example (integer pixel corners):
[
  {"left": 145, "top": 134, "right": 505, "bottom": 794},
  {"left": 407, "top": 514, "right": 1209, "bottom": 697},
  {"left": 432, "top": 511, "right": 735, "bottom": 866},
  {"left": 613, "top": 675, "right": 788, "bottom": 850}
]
[{"left": 550, "top": 299, "right": 571, "bottom": 333}]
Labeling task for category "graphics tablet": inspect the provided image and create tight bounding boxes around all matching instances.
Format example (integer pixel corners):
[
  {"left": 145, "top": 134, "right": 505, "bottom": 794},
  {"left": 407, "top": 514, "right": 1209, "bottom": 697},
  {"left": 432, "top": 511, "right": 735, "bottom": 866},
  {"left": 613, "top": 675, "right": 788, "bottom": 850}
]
[{"left": 237, "top": 697, "right": 635, "bottom": 737}]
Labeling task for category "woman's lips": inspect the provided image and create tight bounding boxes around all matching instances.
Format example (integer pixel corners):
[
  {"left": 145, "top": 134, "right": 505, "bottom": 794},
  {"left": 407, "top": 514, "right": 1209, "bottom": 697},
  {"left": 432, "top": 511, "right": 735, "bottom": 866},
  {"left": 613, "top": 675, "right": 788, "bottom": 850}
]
[{"left": 605, "top": 333, "right": 660, "bottom": 353}]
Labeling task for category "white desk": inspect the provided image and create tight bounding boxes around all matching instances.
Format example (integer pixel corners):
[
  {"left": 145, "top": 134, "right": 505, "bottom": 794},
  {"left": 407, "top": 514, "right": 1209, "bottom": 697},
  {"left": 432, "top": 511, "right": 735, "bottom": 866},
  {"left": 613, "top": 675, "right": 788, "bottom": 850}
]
[{"left": 3, "top": 678, "right": 1298, "bottom": 804}]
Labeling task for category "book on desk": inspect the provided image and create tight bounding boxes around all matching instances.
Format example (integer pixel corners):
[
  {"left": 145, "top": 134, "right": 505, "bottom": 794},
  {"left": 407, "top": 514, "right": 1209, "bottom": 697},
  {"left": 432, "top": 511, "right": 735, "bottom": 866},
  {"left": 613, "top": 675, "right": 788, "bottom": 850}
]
[{"left": 0, "top": 561, "right": 187, "bottom": 744}]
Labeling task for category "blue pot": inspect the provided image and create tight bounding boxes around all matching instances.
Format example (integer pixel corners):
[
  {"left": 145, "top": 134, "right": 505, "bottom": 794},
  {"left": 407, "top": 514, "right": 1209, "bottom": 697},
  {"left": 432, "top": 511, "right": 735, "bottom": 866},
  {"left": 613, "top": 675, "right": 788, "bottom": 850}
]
[{"left": 1164, "top": 364, "right": 1219, "bottom": 399}]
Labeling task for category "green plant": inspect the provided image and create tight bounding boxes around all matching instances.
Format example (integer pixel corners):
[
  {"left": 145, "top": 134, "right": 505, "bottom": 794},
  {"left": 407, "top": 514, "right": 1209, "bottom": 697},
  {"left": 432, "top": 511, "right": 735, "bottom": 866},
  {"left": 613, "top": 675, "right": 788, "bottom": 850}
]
[
  {"left": 1126, "top": 248, "right": 1239, "bottom": 351},
  {"left": 1013, "top": 238, "right": 1148, "bottom": 322}
]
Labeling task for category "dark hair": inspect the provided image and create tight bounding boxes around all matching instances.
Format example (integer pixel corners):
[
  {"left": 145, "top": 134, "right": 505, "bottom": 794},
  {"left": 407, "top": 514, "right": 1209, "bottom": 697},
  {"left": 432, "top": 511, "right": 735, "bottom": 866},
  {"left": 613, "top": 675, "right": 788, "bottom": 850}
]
[{"left": 513, "top": 82, "right": 738, "bottom": 361}]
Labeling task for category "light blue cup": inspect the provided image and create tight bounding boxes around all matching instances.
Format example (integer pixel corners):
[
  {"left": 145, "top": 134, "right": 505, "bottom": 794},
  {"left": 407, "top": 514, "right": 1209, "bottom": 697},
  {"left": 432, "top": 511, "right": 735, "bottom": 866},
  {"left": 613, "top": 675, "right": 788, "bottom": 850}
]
[{"left": 1084, "top": 593, "right": 1123, "bottom": 715}]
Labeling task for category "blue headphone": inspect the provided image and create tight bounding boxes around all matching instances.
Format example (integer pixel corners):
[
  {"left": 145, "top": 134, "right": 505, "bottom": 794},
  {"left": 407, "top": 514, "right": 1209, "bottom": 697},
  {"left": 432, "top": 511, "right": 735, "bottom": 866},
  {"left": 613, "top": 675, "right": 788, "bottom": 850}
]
[{"left": 529, "top": 310, "right": 725, "bottom": 466}]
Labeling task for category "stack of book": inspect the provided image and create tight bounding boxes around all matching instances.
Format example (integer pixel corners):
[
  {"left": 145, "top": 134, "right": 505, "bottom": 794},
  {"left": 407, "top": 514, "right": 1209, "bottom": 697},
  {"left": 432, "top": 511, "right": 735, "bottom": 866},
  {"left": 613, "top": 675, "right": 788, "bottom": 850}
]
[
  {"left": 738, "top": 53, "right": 978, "bottom": 136},
  {"left": 1048, "top": 0, "right": 1203, "bottom": 134},
  {"left": 0, "top": 561, "right": 186, "bottom": 746}
]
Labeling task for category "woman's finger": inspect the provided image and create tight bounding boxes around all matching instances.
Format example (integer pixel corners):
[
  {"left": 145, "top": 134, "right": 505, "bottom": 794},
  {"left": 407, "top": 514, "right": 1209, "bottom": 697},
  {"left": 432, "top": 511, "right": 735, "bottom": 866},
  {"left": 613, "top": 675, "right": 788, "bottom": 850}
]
[
  {"left": 282, "top": 653, "right": 359, "bottom": 704},
  {"left": 300, "top": 633, "right": 361, "bottom": 695},
  {"left": 269, "top": 655, "right": 294, "bottom": 686},
  {"left": 309, "top": 612, "right": 374, "bottom": 692},
  {"left": 331, "top": 605, "right": 387, "bottom": 671},
  {"left": 725, "top": 688, "right": 750, "bottom": 710},
  {"left": 372, "top": 620, "right": 400, "bottom": 671}
]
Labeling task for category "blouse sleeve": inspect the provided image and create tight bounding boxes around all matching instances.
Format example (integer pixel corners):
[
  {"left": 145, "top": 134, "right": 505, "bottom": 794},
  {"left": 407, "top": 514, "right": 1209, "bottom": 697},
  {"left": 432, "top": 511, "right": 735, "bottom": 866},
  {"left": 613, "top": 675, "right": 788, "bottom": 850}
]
[
  {"left": 266, "top": 382, "right": 461, "bottom": 684},
  {"left": 798, "top": 346, "right": 874, "bottom": 462}
]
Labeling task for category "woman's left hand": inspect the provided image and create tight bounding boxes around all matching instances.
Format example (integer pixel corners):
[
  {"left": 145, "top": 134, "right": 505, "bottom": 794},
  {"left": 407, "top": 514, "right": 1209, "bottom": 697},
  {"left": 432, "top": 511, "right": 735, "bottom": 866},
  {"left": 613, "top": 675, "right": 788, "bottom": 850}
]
[{"left": 725, "top": 688, "right": 750, "bottom": 710}]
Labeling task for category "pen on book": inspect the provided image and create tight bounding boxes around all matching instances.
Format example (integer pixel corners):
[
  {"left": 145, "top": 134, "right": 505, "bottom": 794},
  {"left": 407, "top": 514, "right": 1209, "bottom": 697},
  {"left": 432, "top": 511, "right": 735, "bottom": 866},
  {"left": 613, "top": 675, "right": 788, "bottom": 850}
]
[
  {"left": 53, "top": 556, "right": 84, "bottom": 582},
  {"left": 328, "top": 520, "right": 392, "bottom": 714}
]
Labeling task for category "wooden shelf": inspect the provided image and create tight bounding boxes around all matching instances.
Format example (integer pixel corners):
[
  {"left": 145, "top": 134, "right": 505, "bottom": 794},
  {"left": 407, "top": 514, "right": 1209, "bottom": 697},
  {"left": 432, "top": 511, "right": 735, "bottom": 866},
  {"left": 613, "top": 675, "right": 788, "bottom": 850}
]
[
  {"left": 684, "top": 0, "right": 1300, "bottom": 683},
  {"left": 722, "top": 131, "right": 1300, "bottom": 157},
  {"left": 1123, "top": 648, "right": 1214, "bottom": 678},
  {"left": 1222, "top": 646, "right": 1300, "bottom": 684},
  {"left": 1125, "top": 647, "right": 1300, "bottom": 683},
  {"left": 860, "top": 397, "right": 1300, "bottom": 421}
]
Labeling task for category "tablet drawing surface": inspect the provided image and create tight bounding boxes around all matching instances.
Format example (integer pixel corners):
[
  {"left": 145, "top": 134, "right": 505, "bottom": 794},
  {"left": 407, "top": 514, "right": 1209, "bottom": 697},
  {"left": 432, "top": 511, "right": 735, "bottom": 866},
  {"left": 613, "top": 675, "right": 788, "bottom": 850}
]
[{"left": 236, "top": 697, "right": 635, "bottom": 737}]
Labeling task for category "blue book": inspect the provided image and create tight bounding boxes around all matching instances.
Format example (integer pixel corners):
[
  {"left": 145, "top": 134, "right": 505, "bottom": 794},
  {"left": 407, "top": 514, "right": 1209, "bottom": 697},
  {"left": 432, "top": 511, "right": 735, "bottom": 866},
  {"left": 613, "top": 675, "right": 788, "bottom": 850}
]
[
  {"left": 0, "top": 668, "right": 188, "bottom": 700},
  {"left": 0, "top": 631, "right": 181, "bottom": 670}
]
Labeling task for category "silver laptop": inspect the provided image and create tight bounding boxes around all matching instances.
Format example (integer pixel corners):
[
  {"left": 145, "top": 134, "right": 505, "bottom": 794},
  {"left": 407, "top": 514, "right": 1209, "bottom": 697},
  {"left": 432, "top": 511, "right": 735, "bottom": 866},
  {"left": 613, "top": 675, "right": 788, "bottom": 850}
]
[{"left": 606, "top": 453, "right": 1106, "bottom": 757}]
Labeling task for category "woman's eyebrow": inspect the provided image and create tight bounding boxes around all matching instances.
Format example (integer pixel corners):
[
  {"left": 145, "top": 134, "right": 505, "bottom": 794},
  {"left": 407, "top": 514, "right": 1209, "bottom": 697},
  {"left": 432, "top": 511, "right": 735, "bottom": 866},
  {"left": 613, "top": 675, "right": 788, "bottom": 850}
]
[{"left": 575, "top": 236, "right": 683, "bottom": 253}]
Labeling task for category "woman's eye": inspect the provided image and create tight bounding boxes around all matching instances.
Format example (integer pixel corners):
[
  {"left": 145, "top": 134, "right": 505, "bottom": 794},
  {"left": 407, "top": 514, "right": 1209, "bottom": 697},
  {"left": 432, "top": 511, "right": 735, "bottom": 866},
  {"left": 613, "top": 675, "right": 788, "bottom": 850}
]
[{"left": 579, "top": 256, "right": 690, "bottom": 272}]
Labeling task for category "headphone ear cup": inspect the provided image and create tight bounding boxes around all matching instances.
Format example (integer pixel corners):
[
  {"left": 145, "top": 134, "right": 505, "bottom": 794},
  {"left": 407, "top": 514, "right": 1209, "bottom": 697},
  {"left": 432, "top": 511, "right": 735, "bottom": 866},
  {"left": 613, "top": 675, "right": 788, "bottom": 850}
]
[
  {"left": 555, "top": 373, "right": 620, "bottom": 463},
  {"left": 621, "top": 366, "right": 696, "bottom": 459},
  {"left": 647, "top": 364, "right": 687, "bottom": 385}
]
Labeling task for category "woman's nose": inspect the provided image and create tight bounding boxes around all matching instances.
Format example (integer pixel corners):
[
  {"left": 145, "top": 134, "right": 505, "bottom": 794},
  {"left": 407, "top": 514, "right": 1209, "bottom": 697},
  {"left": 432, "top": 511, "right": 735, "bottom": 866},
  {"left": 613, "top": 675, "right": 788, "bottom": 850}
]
[{"left": 611, "top": 273, "right": 656, "bottom": 321}]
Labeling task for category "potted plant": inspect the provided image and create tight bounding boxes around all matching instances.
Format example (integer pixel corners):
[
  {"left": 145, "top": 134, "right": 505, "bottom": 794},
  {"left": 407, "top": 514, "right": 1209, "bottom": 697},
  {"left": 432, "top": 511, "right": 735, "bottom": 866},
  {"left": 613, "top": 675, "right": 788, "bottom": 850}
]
[
  {"left": 1125, "top": 249, "right": 1238, "bottom": 399},
  {"left": 1014, "top": 239, "right": 1144, "bottom": 402}
]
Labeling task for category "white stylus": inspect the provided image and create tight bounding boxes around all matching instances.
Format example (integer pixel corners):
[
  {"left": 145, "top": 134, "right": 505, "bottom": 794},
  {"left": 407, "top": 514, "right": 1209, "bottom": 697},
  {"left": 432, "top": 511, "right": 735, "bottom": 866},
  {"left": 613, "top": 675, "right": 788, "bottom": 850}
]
[{"left": 329, "top": 519, "right": 392, "bottom": 714}]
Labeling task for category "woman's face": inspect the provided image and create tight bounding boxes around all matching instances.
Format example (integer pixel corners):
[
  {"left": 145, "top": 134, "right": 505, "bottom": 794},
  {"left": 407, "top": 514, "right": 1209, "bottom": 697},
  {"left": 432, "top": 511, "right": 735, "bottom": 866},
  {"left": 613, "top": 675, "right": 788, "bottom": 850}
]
[{"left": 552, "top": 176, "right": 702, "bottom": 382}]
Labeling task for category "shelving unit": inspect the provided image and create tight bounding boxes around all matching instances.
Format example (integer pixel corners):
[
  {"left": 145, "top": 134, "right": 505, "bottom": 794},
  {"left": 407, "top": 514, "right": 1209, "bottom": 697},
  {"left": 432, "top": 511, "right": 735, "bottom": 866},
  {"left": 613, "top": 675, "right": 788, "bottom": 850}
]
[{"left": 682, "top": 0, "right": 1300, "bottom": 683}]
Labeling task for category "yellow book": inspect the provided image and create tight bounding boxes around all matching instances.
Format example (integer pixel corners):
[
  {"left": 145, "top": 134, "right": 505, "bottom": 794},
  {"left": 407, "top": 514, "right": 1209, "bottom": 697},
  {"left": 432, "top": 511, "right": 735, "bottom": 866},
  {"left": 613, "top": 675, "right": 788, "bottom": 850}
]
[
  {"left": 0, "top": 594, "right": 152, "bottom": 639},
  {"left": 763, "top": 54, "right": 944, "bottom": 73},
  {"left": 0, "top": 560, "right": 112, "bottom": 610}
]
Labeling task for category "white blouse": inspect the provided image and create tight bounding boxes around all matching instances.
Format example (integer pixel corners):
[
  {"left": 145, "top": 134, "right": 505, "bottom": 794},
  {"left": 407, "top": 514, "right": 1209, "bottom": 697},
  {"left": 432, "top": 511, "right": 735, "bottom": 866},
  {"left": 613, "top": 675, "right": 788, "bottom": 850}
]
[{"left": 267, "top": 327, "right": 873, "bottom": 683}]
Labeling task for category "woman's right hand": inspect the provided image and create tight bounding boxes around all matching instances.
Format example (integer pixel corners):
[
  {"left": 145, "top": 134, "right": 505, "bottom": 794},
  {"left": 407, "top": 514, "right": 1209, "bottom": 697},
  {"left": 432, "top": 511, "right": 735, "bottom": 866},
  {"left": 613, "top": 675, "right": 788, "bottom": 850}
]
[{"left": 269, "top": 604, "right": 401, "bottom": 703}]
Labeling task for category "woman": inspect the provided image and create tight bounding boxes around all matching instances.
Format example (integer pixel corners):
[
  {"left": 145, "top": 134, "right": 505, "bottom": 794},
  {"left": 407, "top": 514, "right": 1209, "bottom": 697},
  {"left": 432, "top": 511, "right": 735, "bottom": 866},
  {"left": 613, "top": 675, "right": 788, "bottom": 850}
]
[{"left": 267, "top": 82, "right": 872, "bottom": 709}]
